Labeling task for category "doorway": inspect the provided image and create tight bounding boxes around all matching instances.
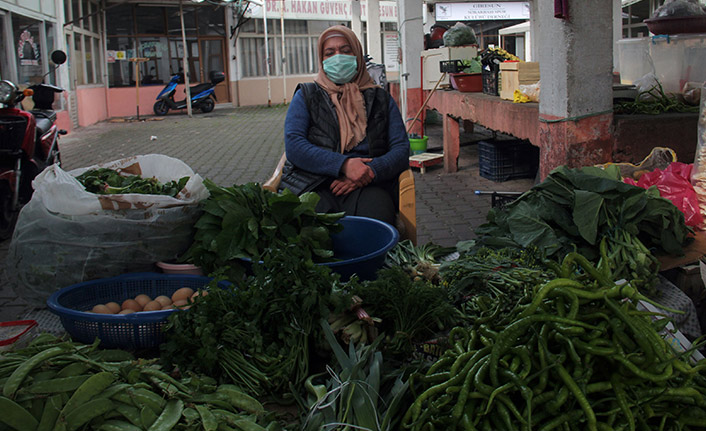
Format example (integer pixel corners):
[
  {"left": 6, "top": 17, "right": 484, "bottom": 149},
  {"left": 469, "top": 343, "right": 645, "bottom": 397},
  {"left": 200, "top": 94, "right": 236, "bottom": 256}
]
[
  {"left": 168, "top": 37, "right": 229, "bottom": 103},
  {"left": 200, "top": 39, "right": 228, "bottom": 103}
]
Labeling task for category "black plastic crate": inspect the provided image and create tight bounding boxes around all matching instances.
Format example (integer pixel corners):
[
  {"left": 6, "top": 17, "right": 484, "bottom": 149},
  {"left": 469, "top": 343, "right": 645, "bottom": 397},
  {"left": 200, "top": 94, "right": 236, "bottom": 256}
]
[
  {"left": 440, "top": 59, "right": 464, "bottom": 74},
  {"left": 481, "top": 63, "right": 500, "bottom": 96},
  {"left": 478, "top": 139, "right": 539, "bottom": 182}
]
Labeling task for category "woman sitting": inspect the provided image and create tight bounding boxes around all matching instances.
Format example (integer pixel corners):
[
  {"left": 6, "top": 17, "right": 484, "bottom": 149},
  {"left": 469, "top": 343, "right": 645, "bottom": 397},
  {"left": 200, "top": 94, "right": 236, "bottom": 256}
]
[{"left": 280, "top": 25, "right": 409, "bottom": 227}]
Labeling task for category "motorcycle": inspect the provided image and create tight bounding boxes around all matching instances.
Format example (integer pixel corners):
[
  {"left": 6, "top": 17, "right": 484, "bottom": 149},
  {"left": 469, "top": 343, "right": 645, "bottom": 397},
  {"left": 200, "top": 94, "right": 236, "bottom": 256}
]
[
  {"left": 153, "top": 70, "right": 225, "bottom": 116},
  {"left": 0, "top": 50, "right": 66, "bottom": 239}
]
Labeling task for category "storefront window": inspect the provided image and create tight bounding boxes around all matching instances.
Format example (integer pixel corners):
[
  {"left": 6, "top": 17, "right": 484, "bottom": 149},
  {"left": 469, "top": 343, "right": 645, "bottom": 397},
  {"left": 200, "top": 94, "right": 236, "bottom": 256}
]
[
  {"left": 72, "top": 0, "right": 80, "bottom": 26},
  {"left": 137, "top": 7, "right": 166, "bottom": 34},
  {"left": 74, "top": 35, "right": 84, "bottom": 85},
  {"left": 89, "top": 2, "right": 99, "bottom": 33},
  {"left": 197, "top": 7, "right": 225, "bottom": 36},
  {"left": 138, "top": 37, "right": 168, "bottom": 85},
  {"left": 107, "top": 4, "right": 133, "bottom": 35},
  {"left": 13, "top": 14, "right": 43, "bottom": 85},
  {"left": 85, "top": 35, "right": 94, "bottom": 83},
  {"left": 167, "top": 6, "right": 196, "bottom": 36},
  {"left": 46, "top": 22, "right": 57, "bottom": 85},
  {"left": 107, "top": 37, "right": 134, "bottom": 87}
]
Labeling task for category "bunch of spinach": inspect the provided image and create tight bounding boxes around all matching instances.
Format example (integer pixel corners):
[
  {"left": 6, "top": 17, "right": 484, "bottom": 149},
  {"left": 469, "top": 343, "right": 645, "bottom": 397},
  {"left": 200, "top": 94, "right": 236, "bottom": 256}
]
[
  {"left": 76, "top": 167, "right": 189, "bottom": 196},
  {"left": 185, "top": 180, "right": 344, "bottom": 279},
  {"left": 474, "top": 165, "right": 692, "bottom": 290},
  {"left": 161, "top": 245, "right": 350, "bottom": 397}
]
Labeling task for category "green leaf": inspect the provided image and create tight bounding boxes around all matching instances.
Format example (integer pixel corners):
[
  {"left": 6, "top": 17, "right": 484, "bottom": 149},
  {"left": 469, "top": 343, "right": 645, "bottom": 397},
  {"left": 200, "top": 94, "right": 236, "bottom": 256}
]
[{"left": 573, "top": 190, "right": 603, "bottom": 245}]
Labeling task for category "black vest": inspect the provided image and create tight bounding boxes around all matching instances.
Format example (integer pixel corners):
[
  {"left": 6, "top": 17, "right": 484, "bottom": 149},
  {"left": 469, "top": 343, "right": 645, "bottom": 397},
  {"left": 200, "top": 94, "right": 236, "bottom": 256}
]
[{"left": 280, "top": 82, "right": 390, "bottom": 195}]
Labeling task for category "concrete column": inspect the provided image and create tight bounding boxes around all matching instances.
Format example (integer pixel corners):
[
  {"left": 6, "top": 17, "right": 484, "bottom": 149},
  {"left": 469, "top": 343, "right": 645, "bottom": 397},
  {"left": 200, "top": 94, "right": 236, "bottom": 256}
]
[
  {"left": 536, "top": 0, "right": 615, "bottom": 177},
  {"left": 397, "top": 0, "right": 424, "bottom": 135},
  {"left": 366, "top": 0, "right": 382, "bottom": 61},
  {"left": 351, "top": 1, "right": 362, "bottom": 42},
  {"left": 613, "top": 0, "right": 622, "bottom": 72}
]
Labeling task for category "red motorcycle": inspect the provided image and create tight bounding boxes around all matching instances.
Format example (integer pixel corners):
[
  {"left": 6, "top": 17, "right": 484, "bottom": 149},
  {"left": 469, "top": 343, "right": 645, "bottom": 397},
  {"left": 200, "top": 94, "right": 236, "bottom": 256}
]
[{"left": 0, "top": 50, "right": 67, "bottom": 239}]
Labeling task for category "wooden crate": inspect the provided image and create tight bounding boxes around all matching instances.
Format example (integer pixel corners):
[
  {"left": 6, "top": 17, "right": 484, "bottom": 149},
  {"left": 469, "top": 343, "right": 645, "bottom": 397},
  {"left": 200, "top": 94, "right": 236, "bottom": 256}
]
[{"left": 499, "top": 61, "right": 540, "bottom": 100}]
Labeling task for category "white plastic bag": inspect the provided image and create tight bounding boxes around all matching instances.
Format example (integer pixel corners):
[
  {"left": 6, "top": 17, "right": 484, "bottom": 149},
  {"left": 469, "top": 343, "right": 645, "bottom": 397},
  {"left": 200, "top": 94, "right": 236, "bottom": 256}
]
[{"left": 7, "top": 154, "right": 209, "bottom": 307}]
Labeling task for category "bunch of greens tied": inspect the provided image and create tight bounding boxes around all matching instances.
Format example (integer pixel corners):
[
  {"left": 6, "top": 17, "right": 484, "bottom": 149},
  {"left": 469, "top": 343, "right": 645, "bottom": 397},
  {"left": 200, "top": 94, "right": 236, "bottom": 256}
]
[
  {"left": 184, "top": 180, "right": 344, "bottom": 279},
  {"left": 474, "top": 165, "right": 693, "bottom": 293},
  {"left": 76, "top": 168, "right": 189, "bottom": 197}
]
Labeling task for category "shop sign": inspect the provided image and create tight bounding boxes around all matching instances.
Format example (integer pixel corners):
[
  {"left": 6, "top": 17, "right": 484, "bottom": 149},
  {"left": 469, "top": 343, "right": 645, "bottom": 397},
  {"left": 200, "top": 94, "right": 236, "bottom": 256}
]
[
  {"left": 17, "top": 29, "right": 40, "bottom": 66},
  {"left": 435, "top": 2, "right": 530, "bottom": 21},
  {"left": 247, "top": 0, "right": 397, "bottom": 22},
  {"left": 107, "top": 50, "right": 117, "bottom": 63},
  {"left": 116, "top": 51, "right": 126, "bottom": 60},
  {"left": 383, "top": 33, "right": 399, "bottom": 72}
]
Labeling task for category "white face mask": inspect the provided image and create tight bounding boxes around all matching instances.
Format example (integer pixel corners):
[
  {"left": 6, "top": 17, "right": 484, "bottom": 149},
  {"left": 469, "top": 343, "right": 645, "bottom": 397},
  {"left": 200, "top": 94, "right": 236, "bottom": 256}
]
[{"left": 322, "top": 54, "right": 358, "bottom": 84}]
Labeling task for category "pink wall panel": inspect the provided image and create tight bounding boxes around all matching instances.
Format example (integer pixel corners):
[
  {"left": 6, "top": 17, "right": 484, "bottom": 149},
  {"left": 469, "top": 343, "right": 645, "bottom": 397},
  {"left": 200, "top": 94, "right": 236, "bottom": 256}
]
[{"left": 76, "top": 86, "right": 109, "bottom": 127}]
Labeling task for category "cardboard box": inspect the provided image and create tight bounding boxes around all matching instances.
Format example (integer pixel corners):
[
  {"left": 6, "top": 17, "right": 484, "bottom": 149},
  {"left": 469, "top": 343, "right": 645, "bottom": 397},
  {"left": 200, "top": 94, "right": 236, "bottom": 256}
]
[
  {"left": 420, "top": 46, "right": 479, "bottom": 90},
  {"left": 499, "top": 61, "right": 540, "bottom": 100}
]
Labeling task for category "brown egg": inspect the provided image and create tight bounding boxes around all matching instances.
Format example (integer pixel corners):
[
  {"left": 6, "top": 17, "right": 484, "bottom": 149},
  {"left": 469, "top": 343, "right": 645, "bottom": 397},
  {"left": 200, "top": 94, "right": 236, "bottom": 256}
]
[
  {"left": 134, "top": 294, "right": 152, "bottom": 307},
  {"left": 161, "top": 304, "right": 174, "bottom": 310},
  {"left": 191, "top": 290, "right": 208, "bottom": 300},
  {"left": 172, "top": 299, "right": 189, "bottom": 308},
  {"left": 142, "top": 300, "right": 163, "bottom": 312},
  {"left": 105, "top": 302, "right": 121, "bottom": 314},
  {"left": 91, "top": 304, "right": 111, "bottom": 314},
  {"left": 121, "top": 299, "right": 142, "bottom": 312},
  {"left": 118, "top": 309, "right": 135, "bottom": 314},
  {"left": 171, "top": 288, "right": 194, "bottom": 303},
  {"left": 155, "top": 295, "right": 172, "bottom": 307}
]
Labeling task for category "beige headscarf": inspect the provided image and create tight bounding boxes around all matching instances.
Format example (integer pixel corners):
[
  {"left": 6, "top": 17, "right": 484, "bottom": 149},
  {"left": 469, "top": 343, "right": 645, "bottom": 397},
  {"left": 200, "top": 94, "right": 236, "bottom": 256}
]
[{"left": 315, "top": 25, "right": 377, "bottom": 153}]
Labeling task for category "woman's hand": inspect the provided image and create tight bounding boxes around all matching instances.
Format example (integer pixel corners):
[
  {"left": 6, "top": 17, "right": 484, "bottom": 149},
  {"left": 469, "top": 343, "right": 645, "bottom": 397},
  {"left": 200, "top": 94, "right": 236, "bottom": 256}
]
[
  {"left": 341, "top": 157, "right": 374, "bottom": 187},
  {"left": 330, "top": 178, "right": 358, "bottom": 196}
]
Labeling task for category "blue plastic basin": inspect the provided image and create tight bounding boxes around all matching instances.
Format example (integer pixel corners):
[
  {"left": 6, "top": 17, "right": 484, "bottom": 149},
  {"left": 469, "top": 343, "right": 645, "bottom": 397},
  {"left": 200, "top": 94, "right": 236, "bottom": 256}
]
[
  {"left": 241, "top": 215, "right": 399, "bottom": 281},
  {"left": 325, "top": 215, "right": 399, "bottom": 280}
]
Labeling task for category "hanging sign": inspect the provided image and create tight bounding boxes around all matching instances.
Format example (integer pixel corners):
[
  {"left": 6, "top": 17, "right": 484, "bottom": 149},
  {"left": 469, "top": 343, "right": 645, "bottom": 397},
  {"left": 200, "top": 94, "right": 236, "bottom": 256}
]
[
  {"left": 247, "top": 0, "right": 397, "bottom": 22},
  {"left": 383, "top": 33, "right": 399, "bottom": 72},
  {"left": 435, "top": 2, "right": 530, "bottom": 21}
]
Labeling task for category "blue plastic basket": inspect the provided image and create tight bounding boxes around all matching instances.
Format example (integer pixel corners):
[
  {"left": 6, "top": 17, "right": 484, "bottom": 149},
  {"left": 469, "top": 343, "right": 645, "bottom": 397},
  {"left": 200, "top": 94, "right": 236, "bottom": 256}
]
[{"left": 47, "top": 273, "right": 224, "bottom": 350}]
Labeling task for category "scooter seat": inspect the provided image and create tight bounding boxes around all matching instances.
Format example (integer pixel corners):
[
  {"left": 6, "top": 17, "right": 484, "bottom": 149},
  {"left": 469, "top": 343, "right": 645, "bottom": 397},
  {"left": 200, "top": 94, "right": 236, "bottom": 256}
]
[
  {"left": 35, "top": 117, "right": 54, "bottom": 138},
  {"left": 188, "top": 83, "right": 212, "bottom": 95},
  {"left": 31, "top": 109, "right": 57, "bottom": 123}
]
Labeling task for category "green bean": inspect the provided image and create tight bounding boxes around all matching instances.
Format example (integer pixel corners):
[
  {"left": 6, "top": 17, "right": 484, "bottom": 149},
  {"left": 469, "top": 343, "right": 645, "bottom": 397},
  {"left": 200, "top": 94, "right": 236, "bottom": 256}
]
[
  {"left": 489, "top": 314, "right": 598, "bottom": 386},
  {"left": 3, "top": 346, "right": 70, "bottom": 398},
  {"left": 147, "top": 399, "right": 183, "bottom": 431},
  {"left": 556, "top": 362, "right": 596, "bottom": 431},
  {"left": 538, "top": 409, "right": 584, "bottom": 431},
  {"left": 0, "top": 395, "right": 39, "bottom": 430}
]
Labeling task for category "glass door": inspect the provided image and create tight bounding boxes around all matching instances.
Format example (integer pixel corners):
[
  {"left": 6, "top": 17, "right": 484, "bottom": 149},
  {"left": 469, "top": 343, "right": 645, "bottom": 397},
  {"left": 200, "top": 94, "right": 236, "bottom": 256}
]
[{"left": 200, "top": 38, "right": 229, "bottom": 102}]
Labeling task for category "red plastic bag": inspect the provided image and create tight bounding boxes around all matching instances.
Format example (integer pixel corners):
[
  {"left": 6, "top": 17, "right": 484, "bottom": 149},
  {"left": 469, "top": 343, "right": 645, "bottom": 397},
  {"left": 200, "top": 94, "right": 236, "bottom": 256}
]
[{"left": 624, "top": 162, "right": 703, "bottom": 227}]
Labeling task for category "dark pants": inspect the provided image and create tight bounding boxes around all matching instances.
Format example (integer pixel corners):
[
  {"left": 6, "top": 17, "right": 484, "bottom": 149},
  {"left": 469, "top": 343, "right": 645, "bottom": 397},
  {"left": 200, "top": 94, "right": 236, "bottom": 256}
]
[{"left": 314, "top": 180, "right": 397, "bottom": 227}]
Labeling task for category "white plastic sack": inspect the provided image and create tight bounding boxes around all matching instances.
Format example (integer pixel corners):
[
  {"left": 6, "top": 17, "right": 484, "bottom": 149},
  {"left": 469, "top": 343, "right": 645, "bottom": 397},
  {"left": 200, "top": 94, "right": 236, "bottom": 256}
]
[
  {"left": 35, "top": 154, "right": 208, "bottom": 215},
  {"left": 7, "top": 154, "right": 209, "bottom": 307}
]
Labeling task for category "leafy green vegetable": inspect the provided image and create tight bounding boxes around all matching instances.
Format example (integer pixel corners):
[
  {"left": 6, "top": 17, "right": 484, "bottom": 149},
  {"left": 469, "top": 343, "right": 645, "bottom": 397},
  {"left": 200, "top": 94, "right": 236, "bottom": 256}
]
[
  {"left": 348, "top": 266, "right": 461, "bottom": 358},
  {"left": 440, "top": 246, "right": 550, "bottom": 326},
  {"left": 184, "top": 180, "right": 344, "bottom": 279},
  {"left": 160, "top": 245, "right": 349, "bottom": 397},
  {"left": 474, "top": 165, "right": 693, "bottom": 294},
  {"left": 76, "top": 167, "right": 189, "bottom": 196},
  {"left": 297, "top": 322, "right": 411, "bottom": 431}
]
